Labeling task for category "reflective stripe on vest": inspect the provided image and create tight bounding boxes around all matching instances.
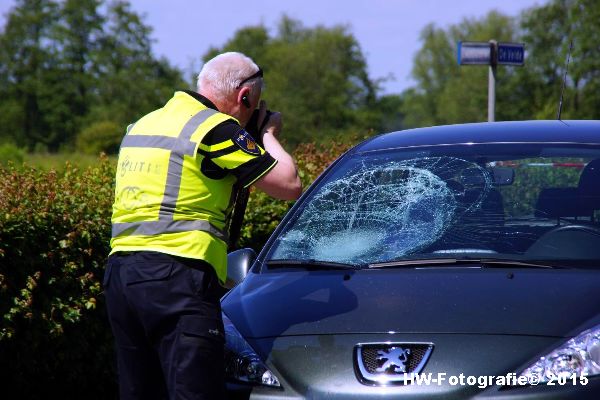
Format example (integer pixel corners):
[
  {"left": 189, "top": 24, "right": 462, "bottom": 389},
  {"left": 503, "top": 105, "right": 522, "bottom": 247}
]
[
  {"left": 111, "top": 219, "right": 227, "bottom": 241},
  {"left": 111, "top": 107, "right": 229, "bottom": 242}
]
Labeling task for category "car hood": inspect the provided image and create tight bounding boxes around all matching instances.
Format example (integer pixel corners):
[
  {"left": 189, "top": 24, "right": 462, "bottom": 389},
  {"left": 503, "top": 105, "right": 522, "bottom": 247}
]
[{"left": 221, "top": 266, "right": 600, "bottom": 339}]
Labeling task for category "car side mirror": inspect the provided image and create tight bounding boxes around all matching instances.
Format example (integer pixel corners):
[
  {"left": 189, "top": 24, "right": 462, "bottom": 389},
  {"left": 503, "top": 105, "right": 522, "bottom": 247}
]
[{"left": 225, "top": 248, "right": 257, "bottom": 289}]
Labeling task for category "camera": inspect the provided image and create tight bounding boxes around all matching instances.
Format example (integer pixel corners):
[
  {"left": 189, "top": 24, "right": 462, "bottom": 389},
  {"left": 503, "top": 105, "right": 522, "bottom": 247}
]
[{"left": 246, "top": 108, "right": 272, "bottom": 147}]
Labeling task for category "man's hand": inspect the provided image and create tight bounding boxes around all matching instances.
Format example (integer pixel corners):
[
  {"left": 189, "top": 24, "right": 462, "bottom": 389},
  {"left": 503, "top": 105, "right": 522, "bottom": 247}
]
[
  {"left": 262, "top": 110, "right": 281, "bottom": 138},
  {"left": 254, "top": 104, "right": 301, "bottom": 200},
  {"left": 245, "top": 100, "right": 276, "bottom": 145}
]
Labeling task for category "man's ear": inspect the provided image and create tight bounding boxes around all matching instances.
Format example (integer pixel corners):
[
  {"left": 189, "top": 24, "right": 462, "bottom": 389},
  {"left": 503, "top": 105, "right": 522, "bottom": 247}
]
[{"left": 238, "top": 87, "right": 251, "bottom": 108}]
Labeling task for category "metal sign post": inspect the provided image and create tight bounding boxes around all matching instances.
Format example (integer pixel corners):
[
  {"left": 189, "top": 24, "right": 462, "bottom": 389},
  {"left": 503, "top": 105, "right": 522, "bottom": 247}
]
[
  {"left": 457, "top": 40, "right": 524, "bottom": 122},
  {"left": 488, "top": 40, "right": 497, "bottom": 122}
]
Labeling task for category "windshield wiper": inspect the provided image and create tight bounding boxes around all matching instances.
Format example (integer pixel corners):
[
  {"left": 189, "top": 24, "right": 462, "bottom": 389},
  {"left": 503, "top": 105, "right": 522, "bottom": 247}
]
[
  {"left": 368, "top": 258, "right": 559, "bottom": 269},
  {"left": 478, "top": 259, "right": 561, "bottom": 269},
  {"left": 267, "top": 259, "right": 359, "bottom": 270},
  {"left": 369, "top": 258, "right": 466, "bottom": 268}
]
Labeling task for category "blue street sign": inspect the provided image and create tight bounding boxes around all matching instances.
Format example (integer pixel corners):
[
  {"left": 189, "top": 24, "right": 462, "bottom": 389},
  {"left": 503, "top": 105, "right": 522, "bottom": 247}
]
[
  {"left": 457, "top": 40, "right": 525, "bottom": 123},
  {"left": 497, "top": 42, "right": 525, "bottom": 65},
  {"left": 457, "top": 41, "right": 491, "bottom": 65}
]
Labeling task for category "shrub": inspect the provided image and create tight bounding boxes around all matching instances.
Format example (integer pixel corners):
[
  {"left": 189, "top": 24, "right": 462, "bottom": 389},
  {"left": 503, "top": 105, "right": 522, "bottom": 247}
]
[
  {"left": 0, "top": 142, "right": 25, "bottom": 165},
  {"left": 0, "top": 138, "right": 358, "bottom": 397},
  {"left": 0, "top": 156, "right": 116, "bottom": 398},
  {"left": 76, "top": 120, "right": 123, "bottom": 155}
]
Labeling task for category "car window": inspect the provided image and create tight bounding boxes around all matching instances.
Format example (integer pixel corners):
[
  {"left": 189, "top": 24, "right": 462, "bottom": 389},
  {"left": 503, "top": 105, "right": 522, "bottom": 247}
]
[{"left": 266, "top": 144, "right": 600, "bottom": 266}]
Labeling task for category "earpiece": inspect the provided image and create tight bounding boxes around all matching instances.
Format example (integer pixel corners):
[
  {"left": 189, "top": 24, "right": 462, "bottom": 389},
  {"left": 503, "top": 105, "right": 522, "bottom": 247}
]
[{"left": 242, "top": 95, "right": 251, "bottom": 108}]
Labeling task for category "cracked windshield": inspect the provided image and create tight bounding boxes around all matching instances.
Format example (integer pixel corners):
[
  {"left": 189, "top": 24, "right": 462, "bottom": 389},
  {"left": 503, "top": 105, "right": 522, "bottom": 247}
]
[{"left": 268, "top": 144, "right": 600, "bottom": 266}]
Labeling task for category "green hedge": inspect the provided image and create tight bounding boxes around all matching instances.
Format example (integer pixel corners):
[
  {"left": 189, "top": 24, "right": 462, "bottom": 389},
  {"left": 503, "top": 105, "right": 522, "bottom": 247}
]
[
  {"left": 0, "top": 156, "right": 116, "bottom": 398},
  {"left": 0, "top": 141, "right": 352, "bottom": 398}
]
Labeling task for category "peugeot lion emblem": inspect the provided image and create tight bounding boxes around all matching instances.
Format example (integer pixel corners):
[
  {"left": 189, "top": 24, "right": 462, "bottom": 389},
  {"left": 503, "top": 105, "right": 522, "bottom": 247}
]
[
  {"left": 354, "top": 342, "right": 434, "bottom": 385},
  {"left": 376, "top": 347, "right": 410, "bottom": 373}
]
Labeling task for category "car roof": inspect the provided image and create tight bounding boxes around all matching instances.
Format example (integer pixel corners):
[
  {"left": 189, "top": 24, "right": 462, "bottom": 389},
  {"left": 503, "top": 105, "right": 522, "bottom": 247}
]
[{"left": 356, "top": 120, "right": 600, "bottom": 153}]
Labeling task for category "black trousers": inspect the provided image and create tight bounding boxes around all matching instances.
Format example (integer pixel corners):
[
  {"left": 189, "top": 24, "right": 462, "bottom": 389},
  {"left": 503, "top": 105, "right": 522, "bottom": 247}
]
[{"left": 104, "top": 251, "right": 226, "bottom": 400}]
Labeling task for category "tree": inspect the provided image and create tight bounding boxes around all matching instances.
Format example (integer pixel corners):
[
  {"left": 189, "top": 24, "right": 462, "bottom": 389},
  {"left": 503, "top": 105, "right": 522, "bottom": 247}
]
[
  {"left": 86, "top": 0, "right": 186, "bottom": 135},
  {"left": 402, "top": 11, "right": 520, "bottom": 128},
  {"left": 204, "top": 15, "right": 385, "bottom": 147},
  {"left": 402, "top": 0, "right": 600, "bottom": 127},
  {"left": 571, "top": 0, "right": 600, "bottom": 118},
  {"left": 0, "top": 0, "right": 186, "bottom": 153},
  {"left": 0, "top": 0, "right": 58, "bottom": 149},
  {"left": 40, "top": 0, "right": 106, "bottom": 148},
  {"left": 519, "top": 0, "right": 600, "bottom": 119}
]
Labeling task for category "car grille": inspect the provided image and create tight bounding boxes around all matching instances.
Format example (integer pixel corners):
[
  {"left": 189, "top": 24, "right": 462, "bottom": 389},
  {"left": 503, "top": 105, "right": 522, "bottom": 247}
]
[{"left": 354, "top": 342, "right": 434, "bottom": 385}]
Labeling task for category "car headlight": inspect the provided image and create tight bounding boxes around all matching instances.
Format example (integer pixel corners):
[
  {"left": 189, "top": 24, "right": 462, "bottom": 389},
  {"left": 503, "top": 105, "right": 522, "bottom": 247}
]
[
  {"left": 223, "top": 313, "right": 281, "bottom": 388},
  {"left": 519, "top": 323, "right": 600, "bottom": 383}
]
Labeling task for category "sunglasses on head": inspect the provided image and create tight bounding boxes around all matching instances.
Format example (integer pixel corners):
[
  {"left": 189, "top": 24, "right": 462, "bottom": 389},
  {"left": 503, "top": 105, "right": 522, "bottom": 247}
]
[{"left": 237, "top": 68, "right": 263, "bottom": 88}]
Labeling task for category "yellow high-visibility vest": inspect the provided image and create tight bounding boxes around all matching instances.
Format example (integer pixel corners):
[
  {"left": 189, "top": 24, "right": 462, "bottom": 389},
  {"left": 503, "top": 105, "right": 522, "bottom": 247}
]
[{"left": 110, "top": 91, "right": 260, "bottom": 283}]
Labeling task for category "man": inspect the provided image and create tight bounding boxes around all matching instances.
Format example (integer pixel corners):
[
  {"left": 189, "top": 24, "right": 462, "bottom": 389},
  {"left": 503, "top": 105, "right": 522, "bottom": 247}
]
[{"left": 104, "top": 52, "right": 302, "bottom": 399}]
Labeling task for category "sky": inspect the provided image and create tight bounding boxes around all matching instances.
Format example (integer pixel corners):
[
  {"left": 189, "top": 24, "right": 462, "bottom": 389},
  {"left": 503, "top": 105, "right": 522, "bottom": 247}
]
[{"left": 0, "top": 0, "right": 546, "bottom": 94}]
